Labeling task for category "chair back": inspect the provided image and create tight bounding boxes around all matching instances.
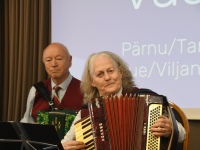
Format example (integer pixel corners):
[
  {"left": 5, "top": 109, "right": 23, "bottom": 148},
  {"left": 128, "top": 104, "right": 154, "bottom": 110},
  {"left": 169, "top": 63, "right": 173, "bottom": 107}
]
[{"left": 169, "top": 101, "right": 190, "bottom": 150}]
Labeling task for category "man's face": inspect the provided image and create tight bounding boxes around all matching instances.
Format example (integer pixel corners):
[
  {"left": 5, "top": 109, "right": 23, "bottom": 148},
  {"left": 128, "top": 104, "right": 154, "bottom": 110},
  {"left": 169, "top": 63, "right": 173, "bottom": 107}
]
[
  {"left": 90, "top": 55, "right": 122, "bottom": 96},
  {"left": 43, "top": 44, "right": 72, "bottom": 80}
]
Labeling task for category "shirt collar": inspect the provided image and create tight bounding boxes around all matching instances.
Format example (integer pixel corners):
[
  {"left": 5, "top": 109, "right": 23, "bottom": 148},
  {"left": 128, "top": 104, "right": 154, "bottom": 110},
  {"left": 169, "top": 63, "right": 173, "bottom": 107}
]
[
  {"left": 116, "top": 87, "right": 123, "bottom": 97},
  {"left": 51, "top": 73, "right": 72, "bottom": 90}
]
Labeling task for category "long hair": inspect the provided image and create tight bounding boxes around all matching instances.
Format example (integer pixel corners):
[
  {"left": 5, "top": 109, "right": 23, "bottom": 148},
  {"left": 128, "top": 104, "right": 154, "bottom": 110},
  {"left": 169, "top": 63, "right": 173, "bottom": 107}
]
[{"left": 80, "top": 51, "right": 136, "bottom": 104}]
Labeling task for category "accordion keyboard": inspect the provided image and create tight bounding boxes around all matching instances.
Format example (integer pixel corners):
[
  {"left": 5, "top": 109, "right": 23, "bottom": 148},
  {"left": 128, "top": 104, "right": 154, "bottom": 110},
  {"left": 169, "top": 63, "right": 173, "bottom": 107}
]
[{"left": 74, "top": 116, "right": 94, "bottom": 150}]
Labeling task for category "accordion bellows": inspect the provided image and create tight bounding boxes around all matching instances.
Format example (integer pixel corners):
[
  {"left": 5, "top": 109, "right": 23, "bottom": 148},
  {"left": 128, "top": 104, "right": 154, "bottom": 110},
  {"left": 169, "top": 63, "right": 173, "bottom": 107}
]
[{"left": 74, "top": 93, "right": 178, "bottom": 150}]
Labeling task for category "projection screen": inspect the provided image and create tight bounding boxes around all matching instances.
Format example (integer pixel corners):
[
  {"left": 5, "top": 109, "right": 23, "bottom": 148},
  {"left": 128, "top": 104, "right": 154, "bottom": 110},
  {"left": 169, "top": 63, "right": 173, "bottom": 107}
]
[{"left": 51, "top": 0, "right": 200, "bottom": 119}]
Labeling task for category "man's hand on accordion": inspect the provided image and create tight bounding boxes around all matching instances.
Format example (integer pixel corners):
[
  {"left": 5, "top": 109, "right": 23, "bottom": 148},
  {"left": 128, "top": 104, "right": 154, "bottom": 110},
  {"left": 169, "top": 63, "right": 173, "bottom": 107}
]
[
  {"left": 150, "top": 115, "right": 172, "bottom": 137},
  {"left": 62, "top": 141, "right": 85, "bottom": 150}
]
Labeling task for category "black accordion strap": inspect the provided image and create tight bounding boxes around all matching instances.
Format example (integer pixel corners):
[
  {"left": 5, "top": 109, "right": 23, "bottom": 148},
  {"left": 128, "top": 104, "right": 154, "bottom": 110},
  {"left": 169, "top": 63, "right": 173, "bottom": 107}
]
[
  {"left": 33, "top": 81, "right": 57, "bottom": 111},
  {"left": 134, "top": 88, "right": 158, "bottom": 95}
]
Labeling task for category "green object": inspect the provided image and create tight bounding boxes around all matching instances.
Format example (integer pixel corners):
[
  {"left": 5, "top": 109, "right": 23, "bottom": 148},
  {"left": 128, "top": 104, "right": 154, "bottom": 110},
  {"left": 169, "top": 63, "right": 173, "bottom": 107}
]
[
  {"left": 37, "top": 109, "right": 77, "bottom": 140},
  {"left": 33, "top": 82, "right": 78, "bottom": 140}
]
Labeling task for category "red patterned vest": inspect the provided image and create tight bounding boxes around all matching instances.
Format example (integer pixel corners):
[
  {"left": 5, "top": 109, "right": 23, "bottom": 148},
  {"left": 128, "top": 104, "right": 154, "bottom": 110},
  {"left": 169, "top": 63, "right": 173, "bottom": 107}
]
[{"left": 32, "top": 77, "right": 84, "bottom": 120}]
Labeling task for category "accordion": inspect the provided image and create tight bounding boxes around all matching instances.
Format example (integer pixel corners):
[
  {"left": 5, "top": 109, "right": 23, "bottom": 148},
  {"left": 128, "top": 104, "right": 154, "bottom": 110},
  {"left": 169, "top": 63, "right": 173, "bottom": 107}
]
[
  {"left": 37, "top": 109, "right": 77, "bottom": 140},
  {"left": 74, "top": 90, "right": 179, "bottom": 150}
]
